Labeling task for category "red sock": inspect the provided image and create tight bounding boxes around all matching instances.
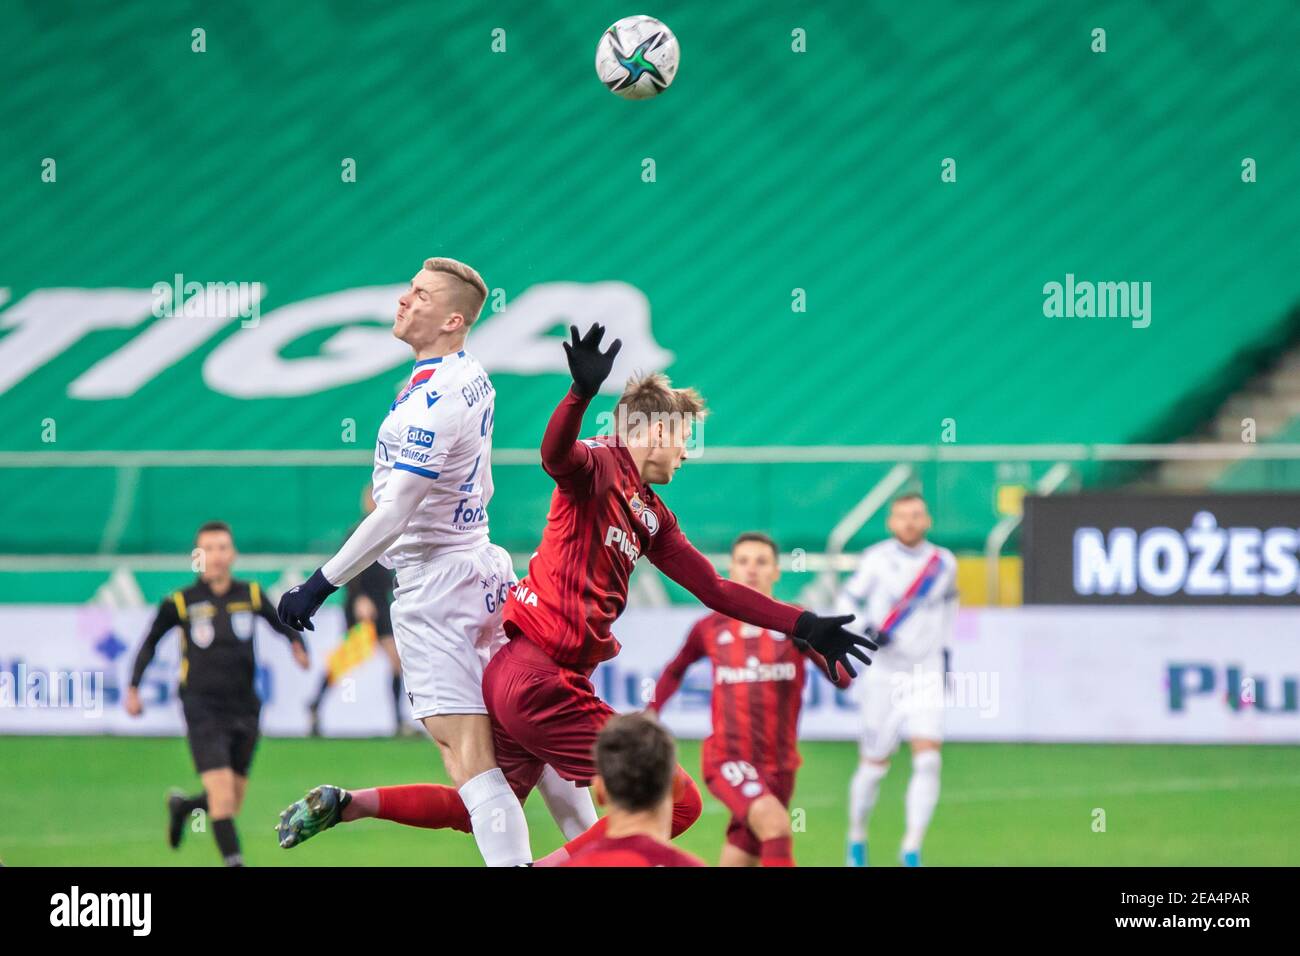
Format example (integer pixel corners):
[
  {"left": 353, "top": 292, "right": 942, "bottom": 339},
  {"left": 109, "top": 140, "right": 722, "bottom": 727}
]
[
  {"left": 670, "top": 768, "right": 702, "bottom": 837},
  {"left": 760, "top": 836, "right": 795, "bottom": 867},
  {"left": 375, "top": 784, "right": 471, "bottom": 832}
]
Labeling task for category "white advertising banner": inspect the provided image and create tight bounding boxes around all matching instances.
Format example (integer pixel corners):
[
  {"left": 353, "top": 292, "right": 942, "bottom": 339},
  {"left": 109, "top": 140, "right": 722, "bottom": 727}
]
[{"left": 0, "top": 605, "right": 1296, "bottom": 743}]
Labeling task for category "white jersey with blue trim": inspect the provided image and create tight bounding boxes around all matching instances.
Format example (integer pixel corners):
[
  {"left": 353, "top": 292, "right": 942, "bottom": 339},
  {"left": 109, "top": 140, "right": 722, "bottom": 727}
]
[
  {"left": 372, "top": 350, "right": 496, "bottom": 568},
  {"left": 834, "top": 538, "right": 959, "bottom": 663}
]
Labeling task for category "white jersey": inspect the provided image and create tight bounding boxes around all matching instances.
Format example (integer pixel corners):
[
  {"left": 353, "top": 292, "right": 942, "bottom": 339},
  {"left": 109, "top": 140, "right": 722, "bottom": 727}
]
[
  {"left": 835, "top": 538, "right": 958, "bottom": 664},
  {"left": 371, "top": 350, "right": 496, "bottom": 568}
]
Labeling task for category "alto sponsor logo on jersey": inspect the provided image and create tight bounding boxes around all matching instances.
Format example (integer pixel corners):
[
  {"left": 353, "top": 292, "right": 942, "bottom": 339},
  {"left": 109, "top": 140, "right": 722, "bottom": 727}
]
[
  {"left": 605, "top": 525, "right": 641, "bottom": 562},
  {"left": 406, "top": 426, "right": 435, "bottom": 448},
  {"left": 715, "top": 657, "right": 798, "bottom": 685}
]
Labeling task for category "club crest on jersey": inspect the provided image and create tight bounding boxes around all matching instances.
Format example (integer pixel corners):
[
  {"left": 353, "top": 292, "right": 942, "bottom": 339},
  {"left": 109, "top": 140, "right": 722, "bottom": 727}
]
[
  {"left": 641, "top": 508, "right": 659, "bottom": 535},
  {"left": 392, "top": 368, "right": 437, "bottom": 410},
  {"left": 230, "top": 611, "right": 255, "bottom": 641}
]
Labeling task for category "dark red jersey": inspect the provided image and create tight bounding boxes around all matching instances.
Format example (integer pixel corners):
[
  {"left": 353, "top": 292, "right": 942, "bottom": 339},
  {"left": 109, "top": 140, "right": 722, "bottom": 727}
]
[
  {"left": 561, "top": 832, "right": 704, "bottom": 868},
  {"left": 503, "top": 388, "right": 803, "bottom": 670},
  {"left": 653, "top": 612, "right": 852, "bottom": 773}
]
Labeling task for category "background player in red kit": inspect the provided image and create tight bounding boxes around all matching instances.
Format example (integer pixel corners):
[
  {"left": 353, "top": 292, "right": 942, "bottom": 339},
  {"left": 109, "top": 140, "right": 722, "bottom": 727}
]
[
  {"left": 562, "top": 713, "right": 704, "bottom": 867},
  {"left": 652, "top": 532, "right": 851, "bottom": 867},
  {"left": 486, "top": 324, "right": 877, "bottom": 863}
]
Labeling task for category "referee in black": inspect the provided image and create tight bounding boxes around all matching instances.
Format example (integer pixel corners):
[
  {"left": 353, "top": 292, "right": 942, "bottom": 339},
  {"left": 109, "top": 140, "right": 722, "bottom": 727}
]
[{"left": 126, "top": 520, "right": 309, "bottom": 866}]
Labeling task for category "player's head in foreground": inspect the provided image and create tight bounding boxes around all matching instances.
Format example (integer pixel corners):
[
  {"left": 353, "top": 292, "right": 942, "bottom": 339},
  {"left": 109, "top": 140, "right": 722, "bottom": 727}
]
[
  {"left": 614, "top": 372, "right": 708, "bottom": 485},
  {"left": 193, "top": 520, "right": 236, "bottom": 587},
  {"left": 730, "top": 531, "right": 780, "bottom": 596},
  {"left": 888, "top": 493, "right": 932, "bottom": 548},
  {"left": 394, "top": 257, "right": 487, "bottom": 358},
  {"left": 592, "top": 712, "right": 680, "bottom": 840}
]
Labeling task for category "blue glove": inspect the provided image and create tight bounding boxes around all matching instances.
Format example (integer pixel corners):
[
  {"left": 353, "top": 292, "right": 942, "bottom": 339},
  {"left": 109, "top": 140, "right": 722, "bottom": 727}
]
[{"left": 277, "top": 569, "right": 338, "bottom": 632}]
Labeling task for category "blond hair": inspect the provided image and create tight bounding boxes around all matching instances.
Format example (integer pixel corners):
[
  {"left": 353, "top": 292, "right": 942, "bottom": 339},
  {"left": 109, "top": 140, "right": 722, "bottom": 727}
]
[
  {"left": 423, "top": 257, "right": 488, "bottom": 326},
  {"left": 615, "top": 372, "right": 708, "bottom": 439}
]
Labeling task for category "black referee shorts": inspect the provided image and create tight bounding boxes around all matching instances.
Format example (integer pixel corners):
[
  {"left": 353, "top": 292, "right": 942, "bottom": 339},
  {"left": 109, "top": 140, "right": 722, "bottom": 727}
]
[{"left": 182, "top": 699, "right": 261, "bottom": 777}]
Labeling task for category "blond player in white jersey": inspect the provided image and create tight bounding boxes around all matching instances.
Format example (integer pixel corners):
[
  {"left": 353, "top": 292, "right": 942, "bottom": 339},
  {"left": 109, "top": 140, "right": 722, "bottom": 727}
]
[
  {"left": 835, "top": 493, "right": 958, "bottom": 867},
  {"left": 276, "top": 258, "right": 594, "bottom": 866}
]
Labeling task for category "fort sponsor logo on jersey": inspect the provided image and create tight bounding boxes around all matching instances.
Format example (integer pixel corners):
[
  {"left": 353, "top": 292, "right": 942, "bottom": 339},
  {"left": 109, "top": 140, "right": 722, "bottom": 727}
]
[
  {"left": 49, "top": 886, "right": 151, "bottom": 936},
  {"left": 604, "top": 525, "right": 641, "bottom": 563},
  {"left": 452, "top": 498, "right": 486, "bottom": 526}
]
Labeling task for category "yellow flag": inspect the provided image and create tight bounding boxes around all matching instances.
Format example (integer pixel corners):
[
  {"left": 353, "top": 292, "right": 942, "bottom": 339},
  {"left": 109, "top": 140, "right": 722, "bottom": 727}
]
[{"left": 325, "top": 620, "right": 378, "bottom": 683}]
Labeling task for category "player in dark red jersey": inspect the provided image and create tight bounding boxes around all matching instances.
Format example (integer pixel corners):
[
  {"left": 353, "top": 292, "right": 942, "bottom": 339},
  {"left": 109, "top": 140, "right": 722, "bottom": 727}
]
[
  {"left": 562, "top": 713, "right": 704, "bottom": 868},
  {"left": 275, "top": 325, "right": 876, "bottom": 864},
  {"left": 651, "top": 531, "right": 851, "bottom": 867},
  {"left": 488, "top": 324, "right": 877, "bottom": 864}
]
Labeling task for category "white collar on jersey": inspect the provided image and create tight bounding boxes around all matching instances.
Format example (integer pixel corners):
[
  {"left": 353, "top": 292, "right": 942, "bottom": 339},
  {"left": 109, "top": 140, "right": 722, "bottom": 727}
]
[
  {"left": 891, "top": 538, "right": 931, "bottom": 558},
  {"left": 413, "top": 350, "right": 466, "bottom": 370}
]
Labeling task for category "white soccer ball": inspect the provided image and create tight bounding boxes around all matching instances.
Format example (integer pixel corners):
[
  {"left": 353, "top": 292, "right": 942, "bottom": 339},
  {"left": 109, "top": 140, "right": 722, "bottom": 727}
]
[{"left": 595, "top": 15, "right": 680, "bottom": 100}]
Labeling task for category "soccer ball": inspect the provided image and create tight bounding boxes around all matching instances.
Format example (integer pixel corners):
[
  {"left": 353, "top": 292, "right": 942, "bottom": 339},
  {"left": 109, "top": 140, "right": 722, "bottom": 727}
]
[{"left": 595, "top": 15, "right": 680, "bottom": 99}]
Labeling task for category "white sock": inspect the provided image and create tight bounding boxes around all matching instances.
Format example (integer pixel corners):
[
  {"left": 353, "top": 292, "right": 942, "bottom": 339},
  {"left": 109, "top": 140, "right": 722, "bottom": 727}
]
[
  {"left": 536, "top": 764, "right": 598, "bottom": 840},
  {"left": 848, "top": 760, "right": 889, "bottom": 843},
  {"left": 902, "top": 750, "right": 941, "bottom": 853},
  {"left": 458, "top": 768, "right": 532, "bottom": 867}
]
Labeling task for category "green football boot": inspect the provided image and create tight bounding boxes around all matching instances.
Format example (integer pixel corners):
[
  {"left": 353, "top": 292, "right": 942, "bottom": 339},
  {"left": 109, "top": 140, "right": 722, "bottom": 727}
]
[{"left": 277, "top": 784, "right": 352, "bottom": 849}]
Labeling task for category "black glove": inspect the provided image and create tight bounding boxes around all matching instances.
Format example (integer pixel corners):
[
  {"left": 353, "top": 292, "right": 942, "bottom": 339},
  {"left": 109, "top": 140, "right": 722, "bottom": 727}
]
[
  {"left": 563, "top": 323, "right": 622, "bottom": 398},
  {"left": 874, "top": 628, "right": 894, "bottom": 648},
  {"left": 792, "top": 611, "right": 878, "bottom": 680},
  {"left": 277, "top": 568, "right": 338, "bottom": 632}
]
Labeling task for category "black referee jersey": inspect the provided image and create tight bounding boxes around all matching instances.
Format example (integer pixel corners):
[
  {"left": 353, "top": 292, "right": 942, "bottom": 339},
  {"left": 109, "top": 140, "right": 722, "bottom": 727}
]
[{"left": 129, "top": 577, "right": 305, "bottom": 715}]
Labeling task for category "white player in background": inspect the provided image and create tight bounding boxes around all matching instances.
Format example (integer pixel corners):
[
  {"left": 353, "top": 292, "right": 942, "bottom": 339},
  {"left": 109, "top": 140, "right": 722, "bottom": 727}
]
[
  {"left": 275, "top": 257, "right": 595, "bottom": 866},
  {"left": 836, "top": 492, "right": 958, "bottom": 867}
]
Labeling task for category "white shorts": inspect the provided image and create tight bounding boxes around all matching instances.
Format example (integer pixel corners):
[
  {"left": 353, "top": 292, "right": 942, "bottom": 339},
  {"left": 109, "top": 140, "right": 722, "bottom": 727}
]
[
  {"left": 389, "top": 543, "right": 516, "bottom": 719},
  {"left": 856, "top": 651, "right": 946, "bottom": 762}
]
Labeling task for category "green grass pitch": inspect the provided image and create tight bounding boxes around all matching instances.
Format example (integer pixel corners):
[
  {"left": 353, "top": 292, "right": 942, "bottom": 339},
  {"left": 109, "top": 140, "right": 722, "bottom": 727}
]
[{"left": 2, "top": 735, "right": 1296, "bottom": 866}]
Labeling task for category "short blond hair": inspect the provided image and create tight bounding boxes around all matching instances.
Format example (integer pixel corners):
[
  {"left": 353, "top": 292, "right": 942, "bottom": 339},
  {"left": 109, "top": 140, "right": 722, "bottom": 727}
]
[
  {"left": 616, "top": 372, "right": 708, "bottom": 437},
  {"left": 423, "top": 257, "right": 488, "bottom": 326}
]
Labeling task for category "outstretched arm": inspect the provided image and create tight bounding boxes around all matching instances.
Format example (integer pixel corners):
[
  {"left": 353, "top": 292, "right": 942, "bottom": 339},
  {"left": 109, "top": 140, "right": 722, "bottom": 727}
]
[
  {"left": 540, "top": 387, "right": 596, "bottom": 485},
  {"left": 321, "top": 469, "right": 429, "bottom": 586},
  {"left": 651, "top": 529, "right": 878, "bottom": 681},
  {"left": 649, "top": 622, "right": 708, "bottom": 712},
  {"left": 278, "top": 468, "right": 430, "bottom": 631},
  {"left": 541, "top": 324, "right": 623, "bottom": 489},
  {"left": 652, "top": 542, "right": 802, "bottom": 634}
]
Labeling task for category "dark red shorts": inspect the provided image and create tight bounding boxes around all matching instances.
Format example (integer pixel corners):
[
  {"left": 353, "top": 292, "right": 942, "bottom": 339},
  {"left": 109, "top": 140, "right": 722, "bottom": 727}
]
[
  {"left": 482, "top": 635, "right": 617, "bottom": 799},
  {"left": 702, "top": 758, "right": 796, "bottom": 856}
]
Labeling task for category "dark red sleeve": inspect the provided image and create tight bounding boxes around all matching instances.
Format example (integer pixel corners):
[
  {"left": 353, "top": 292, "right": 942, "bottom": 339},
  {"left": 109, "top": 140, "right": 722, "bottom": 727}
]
[
  {"left": 650, "top": 533, "right": 803, "bottom": 635},
  {"left": 540, "top": 387, "right": 596, "bottom": 492},
  {"left": 650, "top": 619, "right": 709, "bottom": 712}
]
